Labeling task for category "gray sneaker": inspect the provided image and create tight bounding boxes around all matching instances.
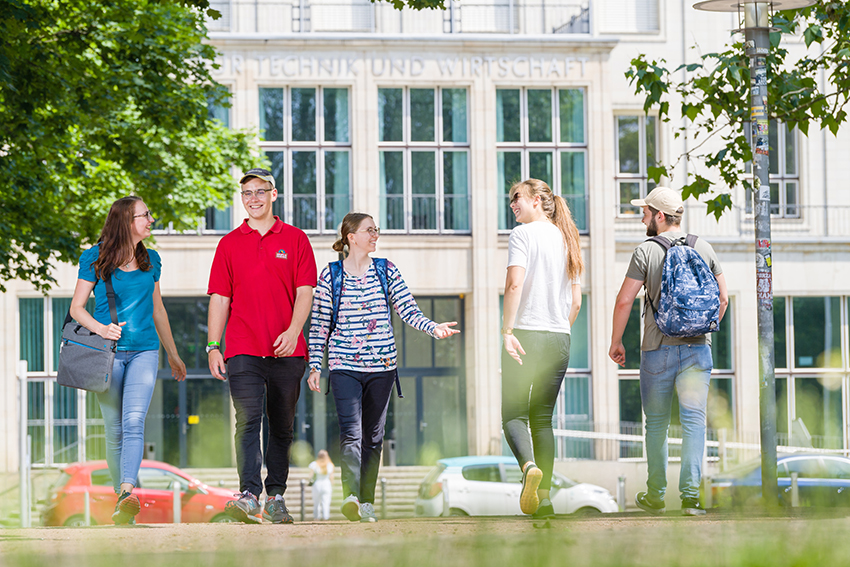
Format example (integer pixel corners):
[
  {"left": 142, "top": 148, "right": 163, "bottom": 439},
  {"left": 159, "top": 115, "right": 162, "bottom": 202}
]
[
  {"left": 225, "top": 490, "right": 262, "bottom": 523},
  {"left": 341, "top": 494, "right": 361, "bottom": 521},
  {"left": 360, "top": 502, "right": 377, "bottom": 523},
  {"left": 681, "top": 498, "right": 706, "bottom": 516}
]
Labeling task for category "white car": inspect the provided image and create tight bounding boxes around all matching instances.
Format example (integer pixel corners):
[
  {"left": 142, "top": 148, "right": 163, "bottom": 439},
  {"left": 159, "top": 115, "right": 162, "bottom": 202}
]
[{"left": 414, "top": 456, "right": 619, "bottom": 517}]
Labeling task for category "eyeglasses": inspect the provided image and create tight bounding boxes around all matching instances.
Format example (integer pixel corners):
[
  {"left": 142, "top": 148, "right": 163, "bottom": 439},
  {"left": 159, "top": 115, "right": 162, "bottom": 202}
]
[
  {"left": 356, "top": 227, "right": 381, "bottom": 236},
  {"left": 133, "top": 211, "right": 154, "bottom": 220},
  {"left": 241, "top": 189, "right": 273, "bottom": 199}
]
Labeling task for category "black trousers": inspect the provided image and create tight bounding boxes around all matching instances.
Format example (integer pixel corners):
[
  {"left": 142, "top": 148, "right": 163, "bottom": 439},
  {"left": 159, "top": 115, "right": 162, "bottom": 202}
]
[
  {"left": 227, "top": 355, "right": 306, "bottom": 498},
  {"left": 330, "top": 368, "right": 396, "bottom": 504},
  {"left": 501, "top": 330, "right": 570, "bottom": 491}
]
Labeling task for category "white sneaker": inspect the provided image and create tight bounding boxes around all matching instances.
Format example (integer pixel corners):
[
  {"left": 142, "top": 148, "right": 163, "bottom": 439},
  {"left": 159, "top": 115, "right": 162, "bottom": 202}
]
[
  {"left": 360, "top": 502, "right": 377, "bottom": 523},
  {"left": 341, "top": 494, "right": 361, "bottom": 521}
]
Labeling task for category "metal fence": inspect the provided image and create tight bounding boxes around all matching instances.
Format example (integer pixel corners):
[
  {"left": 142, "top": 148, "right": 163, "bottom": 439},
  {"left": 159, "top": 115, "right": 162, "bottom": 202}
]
[
  {"left": 554, "top": 421, "right": 848, "bottom": 468},
  {"left": 207, "top": 0, "right": 590, "bottom": 35}
]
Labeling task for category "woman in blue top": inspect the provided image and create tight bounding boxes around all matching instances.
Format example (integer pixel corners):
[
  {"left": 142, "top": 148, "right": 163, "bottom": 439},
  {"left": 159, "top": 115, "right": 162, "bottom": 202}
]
[
  {"left": 307, "top": 212, "right": 459, "bottom": 523},
  {"left": 69, "top": 196, "right": 186, "bottom": 525}
]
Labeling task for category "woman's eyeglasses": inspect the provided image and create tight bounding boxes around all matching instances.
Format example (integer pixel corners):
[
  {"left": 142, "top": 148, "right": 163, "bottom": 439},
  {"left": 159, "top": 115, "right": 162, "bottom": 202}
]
[
  {"left": 356, "top": 227, "right": 381, "bottom": 236},
  {"left": 133, "top": 211, "right": 154, "bottom": 220}
]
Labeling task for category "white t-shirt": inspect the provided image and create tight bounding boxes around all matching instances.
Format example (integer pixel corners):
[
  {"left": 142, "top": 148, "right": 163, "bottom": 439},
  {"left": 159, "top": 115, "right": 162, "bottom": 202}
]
[{"left": 507, "top": 221, "right": 579, "bottom": 334}]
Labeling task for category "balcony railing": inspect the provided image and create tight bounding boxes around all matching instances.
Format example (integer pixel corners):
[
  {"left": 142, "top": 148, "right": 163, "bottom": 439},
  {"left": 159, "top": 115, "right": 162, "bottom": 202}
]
[
  {"left": 616, "top": 204, "right": 850, "bottom": 241},
  {"left": 207, "top": 0, "right": 591, "bottom": 35}
]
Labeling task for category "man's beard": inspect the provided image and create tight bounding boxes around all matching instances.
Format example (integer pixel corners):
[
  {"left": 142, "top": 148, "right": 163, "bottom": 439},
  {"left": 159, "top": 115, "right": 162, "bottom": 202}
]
[{"left": 645, "top": 215, "right": 659, "bottom": 237}]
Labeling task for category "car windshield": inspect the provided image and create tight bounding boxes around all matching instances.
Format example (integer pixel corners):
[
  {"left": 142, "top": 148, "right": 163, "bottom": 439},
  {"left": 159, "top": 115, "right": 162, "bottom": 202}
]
[
  {"left": 90, "top": 468, "right": 113, "bottom": 486},
  {"left": 717, "top": 458, "right": 762, "bottom": 479},
  {"left": 422, "top": 463, "right": 447, "bottom": 486},
  {"left": 462, "top": 464, "right": 502, "bottom": 482},
  {"left": 138, "top": 467, "right": 190, "bottom": 491}
]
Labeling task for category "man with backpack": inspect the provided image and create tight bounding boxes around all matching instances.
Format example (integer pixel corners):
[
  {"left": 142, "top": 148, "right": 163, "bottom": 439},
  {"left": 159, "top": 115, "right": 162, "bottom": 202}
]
[{"left": 608, "top": 186, "right": 728, "bottom": 516}]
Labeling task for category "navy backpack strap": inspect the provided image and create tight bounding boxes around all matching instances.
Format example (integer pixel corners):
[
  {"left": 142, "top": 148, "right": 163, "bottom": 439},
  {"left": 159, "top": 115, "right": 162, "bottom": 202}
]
[{"left": 325, "top": 261, "right": 344, "bottom": 396}]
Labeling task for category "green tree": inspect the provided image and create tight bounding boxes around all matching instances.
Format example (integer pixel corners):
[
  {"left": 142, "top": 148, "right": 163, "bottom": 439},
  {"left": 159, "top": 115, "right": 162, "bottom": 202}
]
[
  {"left": 0, "top": 0, "right": 263, "bottom": 292},
  {"left": 625, "top": 3, "right": 850, "bottom": 219}
]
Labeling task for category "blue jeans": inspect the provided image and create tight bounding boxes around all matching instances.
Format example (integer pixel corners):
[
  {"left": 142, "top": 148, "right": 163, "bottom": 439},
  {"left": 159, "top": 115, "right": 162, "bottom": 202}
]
[
  {"left": 640, "top": 344, "right": 712, "bottom": 502},
  {"left": 97, "top": 350, "right": 159, "bottom": 494}
]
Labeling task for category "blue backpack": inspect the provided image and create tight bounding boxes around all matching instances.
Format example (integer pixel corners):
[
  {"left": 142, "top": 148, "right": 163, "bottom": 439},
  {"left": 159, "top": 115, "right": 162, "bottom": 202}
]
[
  {"left": 646, "top": 234, "right": 720, "bottom": 338},
  {"left": 326, "top": 258, "right": 403, "bottom": 397}
]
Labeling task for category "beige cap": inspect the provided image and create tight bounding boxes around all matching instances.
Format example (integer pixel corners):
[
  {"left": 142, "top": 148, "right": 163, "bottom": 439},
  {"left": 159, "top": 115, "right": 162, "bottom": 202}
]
[{"left": 630, "top": 186, "right": 684, "bottom": 216}]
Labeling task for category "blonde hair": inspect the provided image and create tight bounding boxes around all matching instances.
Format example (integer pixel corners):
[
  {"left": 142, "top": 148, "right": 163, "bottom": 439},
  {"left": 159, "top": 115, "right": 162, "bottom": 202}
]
[
  {"left": 316, "top": 449, "right": 332, "bottom": 475},
  {"left": 332, "top": 212, "right": 373, "bottom": 252},
  {"left": 509, "top": 179, "right": 584, "bottom": 280}
]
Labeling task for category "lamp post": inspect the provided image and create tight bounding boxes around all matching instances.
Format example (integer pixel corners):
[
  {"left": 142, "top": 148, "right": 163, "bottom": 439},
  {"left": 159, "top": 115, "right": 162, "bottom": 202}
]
[{"left": 692, "top": 0, "right": 814, "bottom": 506}]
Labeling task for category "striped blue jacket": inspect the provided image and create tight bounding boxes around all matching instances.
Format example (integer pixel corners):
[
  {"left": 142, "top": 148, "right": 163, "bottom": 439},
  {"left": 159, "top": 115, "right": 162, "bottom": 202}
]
[{"left": 308, "top": 259, "right": 437, "bottom": 373}]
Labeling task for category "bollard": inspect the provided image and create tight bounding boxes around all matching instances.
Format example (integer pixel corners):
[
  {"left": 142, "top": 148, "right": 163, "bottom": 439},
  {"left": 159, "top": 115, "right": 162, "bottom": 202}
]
[
  {"left": 703, "top": 475, "right": 713, "bottom": 510},
  {"left": 718, "top": 428, "right": 728, "bottom": 472},
  {"left": 300, "top": 479, "right": 306, "bottom": 522},
  {"left": 84, "top": 487, "right": 91, "bottom": 526},
  {"left": 617, "top": 476, "right": 626, "bottom": 512},
  {"left": 380, "top": 478, "right": 387, "bottom": 519},
  {"left": 173, "top": 482, "right": 181, "bottom": 524},
  {"left": 790, "top": 473, "right": 799, "bottom": 507},
  {"left": 442, "top": 478, "right": 450, "bottom": 516},
  {"left": 18, "top": 361, "right": 30, "bottom": 529}
]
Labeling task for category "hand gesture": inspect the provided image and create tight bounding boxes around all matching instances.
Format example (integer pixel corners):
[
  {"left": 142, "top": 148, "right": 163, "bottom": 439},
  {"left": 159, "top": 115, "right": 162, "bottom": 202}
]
[
  {"left": 209, "top": 349, "right": 227, "bottom": 381},
  {"left": 608, "top": 342, "right": 626, "bottom": 368},
  {"left": 98, "top": 321, "right": 126, "bottom": 341},
  {"left": 503, "top": 333, "right": 526, "bottom": 365},
  {"left": 307, "top": 370, "right": 322, "bottom": 392},
  {"left": 273, "top": 330, "right": 298, "bottom": 357},
  {"left": 169, "top": 353, "right": 187, "bottom": 382},
  {"left": 433, "top": 321, "right": 460, "bottom": 339}
]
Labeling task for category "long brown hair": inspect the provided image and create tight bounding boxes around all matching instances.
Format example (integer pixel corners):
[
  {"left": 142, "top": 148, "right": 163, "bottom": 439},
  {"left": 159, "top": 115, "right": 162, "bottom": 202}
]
[
  {"left": 93, "top": 196, "right": 152, "bottom": 281},
  {"left": 509, "top": 179, "right": 584, "bottom": 281},
  {"left": 332, "top": 212, "right": 373, "bottom": 252},
  {"left": 315, "top": 449, "right": 332, "bottom": 475}
]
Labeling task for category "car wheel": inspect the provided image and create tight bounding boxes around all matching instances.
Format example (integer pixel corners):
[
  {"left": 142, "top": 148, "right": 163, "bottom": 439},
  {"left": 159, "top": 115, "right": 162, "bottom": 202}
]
[
  {"left": 211, "top": 513, "right": 238, "bottom": 523},
  {"left": 64, "top": 515, "right": 96, "bottom": 527},
  {"left": 448, "top": 508, "right": 469, "bottom": 517},
  {"left": 573, "top": 507, "right": 602, "bottom": 517}
]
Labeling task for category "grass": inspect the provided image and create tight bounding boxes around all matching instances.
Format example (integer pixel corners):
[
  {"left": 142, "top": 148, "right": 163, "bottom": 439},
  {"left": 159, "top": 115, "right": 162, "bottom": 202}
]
[{"left": 1, "top": 514, "right": 850, "bottom": 567}]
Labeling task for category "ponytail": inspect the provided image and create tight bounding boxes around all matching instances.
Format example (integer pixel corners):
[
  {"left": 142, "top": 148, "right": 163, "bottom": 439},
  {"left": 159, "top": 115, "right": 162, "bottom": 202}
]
[
  {"left": 552, "top": 195, "right": 584, "bottom": 281},
  {"left": 510, "top": 179, "right": 584, "bottom": 281}
]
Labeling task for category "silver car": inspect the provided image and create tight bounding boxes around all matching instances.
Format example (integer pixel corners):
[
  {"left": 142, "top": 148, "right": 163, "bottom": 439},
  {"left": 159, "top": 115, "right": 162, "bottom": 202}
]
[{"left": 415, "top": 456, "right": 619, "bottom": 517}]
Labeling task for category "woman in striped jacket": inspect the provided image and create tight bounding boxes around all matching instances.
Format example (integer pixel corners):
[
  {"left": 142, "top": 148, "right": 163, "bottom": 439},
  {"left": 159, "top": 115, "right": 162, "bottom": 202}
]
[{"left": 307, "top": 212, "right": 459, "bottom": 523}]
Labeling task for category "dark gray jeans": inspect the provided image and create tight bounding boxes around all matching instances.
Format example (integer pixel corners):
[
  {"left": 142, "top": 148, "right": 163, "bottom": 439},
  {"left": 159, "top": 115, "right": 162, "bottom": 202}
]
[
  {"left": 501, "top": 330, "right": 571, "bottom": 491},
  {"left": 330, "top": 368, "right": 396, "bottom": 504}
]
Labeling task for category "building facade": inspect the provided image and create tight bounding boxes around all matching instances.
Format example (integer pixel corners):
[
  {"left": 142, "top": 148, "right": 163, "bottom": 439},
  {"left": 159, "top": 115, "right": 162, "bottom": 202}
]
[{"left": 4, "top": 0, "right": 850, "bottom": 472}]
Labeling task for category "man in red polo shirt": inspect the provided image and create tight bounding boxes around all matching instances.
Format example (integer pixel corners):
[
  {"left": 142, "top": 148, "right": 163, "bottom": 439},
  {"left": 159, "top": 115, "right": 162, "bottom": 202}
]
[{"left": 207, "top": 168, "right": 317, "bottom": 524}]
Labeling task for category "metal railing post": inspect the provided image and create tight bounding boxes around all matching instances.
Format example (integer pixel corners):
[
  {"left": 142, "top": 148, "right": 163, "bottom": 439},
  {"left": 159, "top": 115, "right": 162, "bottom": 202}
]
[
  {"left": 84, "top": 487, "right": 91, "bottom": 526},
  {"left": 616, "top": 475, "right": 626, "bottom": 511},
  {"left": 703, "top": 475, "right": 713, "bottom": 509},
  {"left": 442, "top": 478, "right": 450, "bottom": 516},
  {"left": 18, "top": 360, "right": 30, "bottom": 528},
  {"left": 790, "top": 473, "right": 799, "bottom": 507},
  {"left": 380, "top": 478, "right": 387, "bottom": 519},
  {"left": 719, "top": 428, "right": 728, "bottom": 472},
  {"left": 300, "top": 479, "right": 306, "bottom": 522},
  {"left": 173, "top": 483, "right": 181, "bottom": 523}
]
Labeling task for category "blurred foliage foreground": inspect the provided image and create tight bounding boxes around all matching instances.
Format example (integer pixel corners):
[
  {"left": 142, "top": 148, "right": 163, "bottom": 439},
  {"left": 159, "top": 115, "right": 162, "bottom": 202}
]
[{"left": 2, "top": 514, "right": 850, "bottom": 567}]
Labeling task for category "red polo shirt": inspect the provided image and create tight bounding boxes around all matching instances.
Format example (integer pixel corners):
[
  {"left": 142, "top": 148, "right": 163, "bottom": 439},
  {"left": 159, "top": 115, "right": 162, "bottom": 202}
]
[{"left": 207, "top": 217, "right": 317, "bottom": 359}]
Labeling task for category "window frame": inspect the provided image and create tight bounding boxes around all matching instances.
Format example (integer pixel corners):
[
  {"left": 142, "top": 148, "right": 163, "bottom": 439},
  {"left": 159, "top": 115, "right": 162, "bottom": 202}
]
[
  {"left": 259, "top": 85, "right": 353, "bottom": 235},
  {"left": 614, "top": 112, "right": 658, "bottom": 217},
  {"left": 377, "top": 86, "right": 471, "bottom": 235},
  {"left": 495, "top": 86, "right": 589, "bottom": 234}
]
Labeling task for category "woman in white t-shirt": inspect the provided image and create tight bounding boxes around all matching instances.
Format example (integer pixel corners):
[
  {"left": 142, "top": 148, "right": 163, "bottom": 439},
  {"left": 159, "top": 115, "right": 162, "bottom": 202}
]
[
  {"left": 501, "top": 178, "right": 584, "bottom": 519},
  {"left": 308, "top": 450, "right": 334, "bottom": 520}
]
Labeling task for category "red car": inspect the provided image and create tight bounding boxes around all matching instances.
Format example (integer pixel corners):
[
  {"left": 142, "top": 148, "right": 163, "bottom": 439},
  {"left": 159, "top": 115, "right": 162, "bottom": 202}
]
[{"left": 41, "top": 460, "right": 238, "bottom": 526}]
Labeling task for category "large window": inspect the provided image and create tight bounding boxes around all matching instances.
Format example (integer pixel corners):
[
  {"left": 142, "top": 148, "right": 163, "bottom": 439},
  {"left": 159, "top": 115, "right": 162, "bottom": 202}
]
[
  {"left": 18, "top": 297, "right": 105, "bottom": 466},
  {"left": 378, "top": 87, "right": 470, "bottom": 233},
  {"left": 496, "top": 88, "right": 587, "bottom": 232},
  {"left": 259, "top": 87, "right": 351, "bottom": 233},
  {"left": 773, "top": 296, "right": 845, "bottom": 449},
  {"left": 615, "top": 114, "right": 657, "bottom": 216},
  {"left": 746, "top": 120, "right": 800, "bottom": 218},
  {"left": 204, "top": 89, "right": 234, "bottom": 232}
]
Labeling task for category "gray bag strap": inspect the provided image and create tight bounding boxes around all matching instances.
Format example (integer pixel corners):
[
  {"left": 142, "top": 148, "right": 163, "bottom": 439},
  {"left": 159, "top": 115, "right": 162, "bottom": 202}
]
[{"left": 63, "top": 272, "right": 118, "bottom": 328}]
